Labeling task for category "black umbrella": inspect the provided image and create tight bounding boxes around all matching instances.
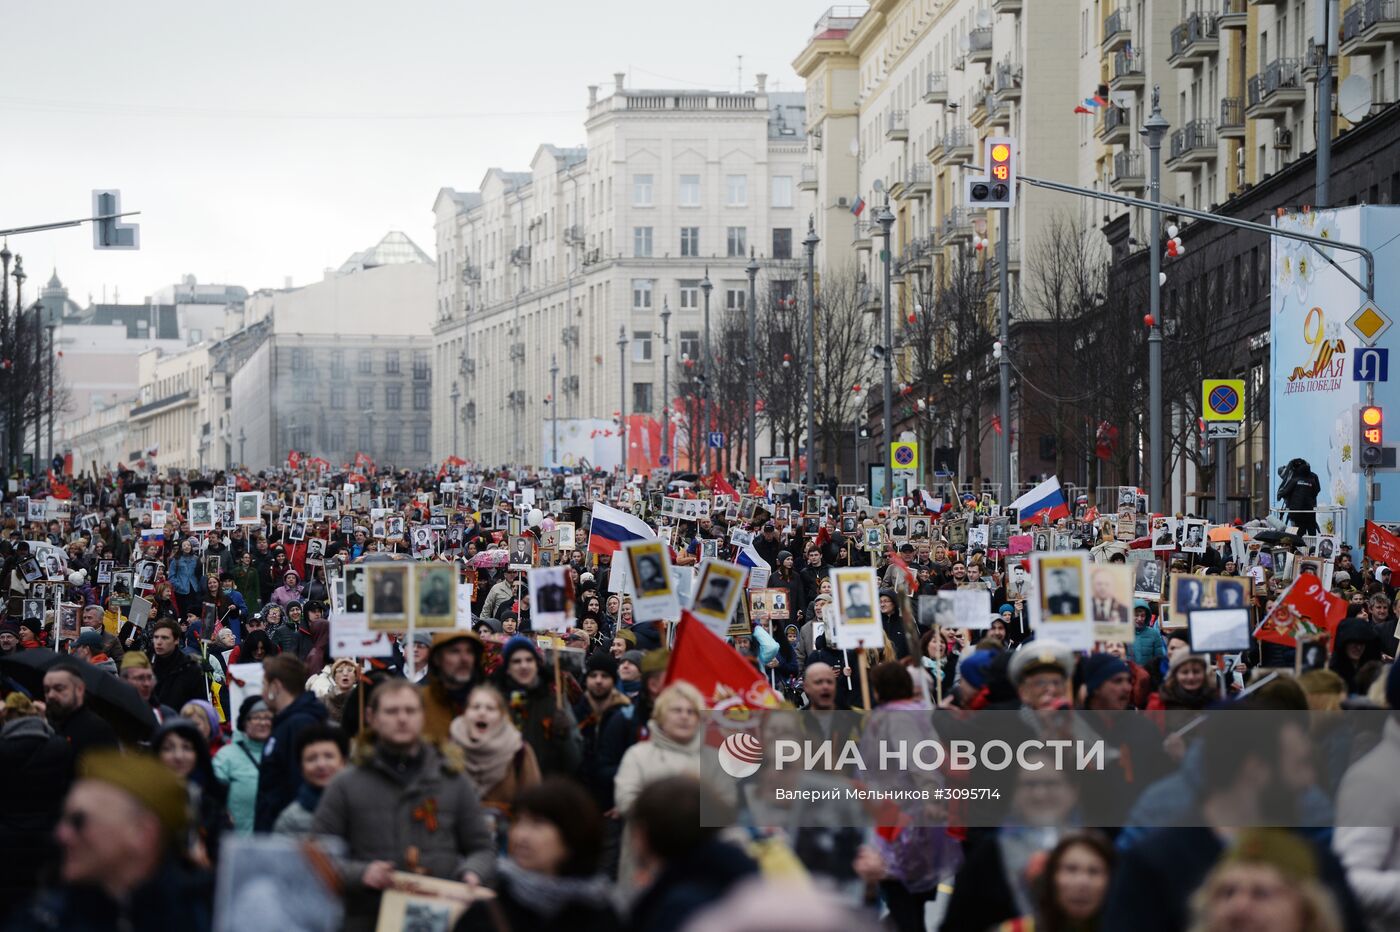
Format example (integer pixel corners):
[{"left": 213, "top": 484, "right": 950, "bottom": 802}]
[
  {"left": 1254, "top": 529, "right": 1307, "bottom": 548},
  {"left": 1, "top": 648, "right": 158, "bottom": 744},
  {"left": 188, "top": 479, "right": 215, "bottom": 492}
]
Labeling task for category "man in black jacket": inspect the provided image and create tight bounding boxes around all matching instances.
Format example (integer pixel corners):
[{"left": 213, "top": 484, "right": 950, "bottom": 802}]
[
  {"left": 254, "top": 654, "right": 327, "bottom": 831},
  {"left": 148, "top": 620, "right": 206, "bottom": 711},
  {"left": 1277, "top": 457, "right": 1321, "bottom": 535},
  {"left": 0, "top": 693, "right": 72, "bottom": 923},
  {"left": 43, "top": 662, "right": 118, "bottom": 758}
]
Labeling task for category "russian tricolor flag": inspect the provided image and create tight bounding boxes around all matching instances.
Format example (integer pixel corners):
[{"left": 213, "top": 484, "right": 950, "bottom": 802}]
[
  {"left": 587, "top": 502, "right": 657, "bottom": 557},
  {"left": 736, "top": 543, "right": 770, "bottom": 587},
  {"left": 1011, "top": 476, "right": 1071, "bottom": 525}
]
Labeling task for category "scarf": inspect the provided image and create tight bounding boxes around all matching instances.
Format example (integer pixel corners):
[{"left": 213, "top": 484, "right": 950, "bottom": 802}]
[
  {"left": 449, "top": 715, "right": 523, "bottom": 796},
  {"left": 495, "top": 859, "right": 614, "bottom": 920},
  {"left": 645, "top": 718, "right": 705, "bottom": 755}
]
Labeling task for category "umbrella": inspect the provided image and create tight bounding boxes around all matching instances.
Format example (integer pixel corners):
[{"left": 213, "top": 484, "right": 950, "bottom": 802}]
[
  {"left": 470, "top": 550, "right": 510, "bottom": 569},
  {"left": 1253, "top": 529, "right": 1306, "bottom": 548},
  {"left": 1208, "top": 525, "right": 1242, "bottom": 543},
  {"left": 1, "top": 648, "right": 158, "bottom": 744}
]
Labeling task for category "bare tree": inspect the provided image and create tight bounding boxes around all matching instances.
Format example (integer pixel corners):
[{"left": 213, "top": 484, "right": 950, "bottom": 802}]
[{"left": 808, "top": 264, "right": 876, "bottom": 481}]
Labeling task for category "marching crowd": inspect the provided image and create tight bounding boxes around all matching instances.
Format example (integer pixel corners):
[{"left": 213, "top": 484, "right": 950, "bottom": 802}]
[{"left": 0, "top": 460, "right": 1397, "bottom": 932}]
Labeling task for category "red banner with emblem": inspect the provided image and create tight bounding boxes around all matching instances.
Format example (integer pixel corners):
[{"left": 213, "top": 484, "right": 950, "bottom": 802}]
[
  {"left": 1366, "top": 521, "right": 1400, "bottom": 571},
  {"left": 1254, "top": 572, "right": 1347, "bottom": 647}
]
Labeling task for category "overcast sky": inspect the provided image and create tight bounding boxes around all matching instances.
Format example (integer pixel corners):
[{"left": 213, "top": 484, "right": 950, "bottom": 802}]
[{"left": 4, "top": 0, "right": 825, "bottom": 306}]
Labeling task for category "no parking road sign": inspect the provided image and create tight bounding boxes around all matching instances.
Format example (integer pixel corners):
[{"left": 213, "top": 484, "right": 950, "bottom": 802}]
[
  {"left": 890, "top": 441, "right": 919, "bottom": 471},
  {"left": 1201, "top": 379, "right": 1245, "bottom": 422}
]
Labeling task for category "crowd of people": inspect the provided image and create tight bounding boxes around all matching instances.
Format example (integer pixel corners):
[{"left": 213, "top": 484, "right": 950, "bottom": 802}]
[{"left": 0, "top": 459, "right": 1396, "bottom": 931}]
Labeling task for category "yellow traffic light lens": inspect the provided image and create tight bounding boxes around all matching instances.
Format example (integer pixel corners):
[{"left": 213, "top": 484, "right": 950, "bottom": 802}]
[
  {"left": 991, "top": 143, "right": 1010, "bottom": 163},
  {"left": 1363, "top": 406, "right": 1383, "bottom": 426}
]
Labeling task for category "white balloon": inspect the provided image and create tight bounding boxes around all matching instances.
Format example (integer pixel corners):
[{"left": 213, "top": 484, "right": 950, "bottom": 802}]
[
  {"left": 1167, "top": 224, "right": 1179, "bottom": 239},
  {"left": 1159, "top": 272, "right": 1168, "bottom": 286},
  {"left": 527, "top": 508, "right": 544, "bottom": 527}
]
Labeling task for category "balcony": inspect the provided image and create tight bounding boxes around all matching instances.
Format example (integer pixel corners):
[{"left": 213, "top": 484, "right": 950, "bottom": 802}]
[
  {"left": 886, "top": 109, "right": 909, "bottom": 141},
  {"left": 941, "top": 126, "right": 975, "bottom": 164},
  {"left": 1168, "top": 12, "right": 1219, "bottom": 66},
  {"left": 1218, "top": 96, "right": 1245, "bottom": 137},
  {"left": 1098, "top": 105, "right": 1132, "bottom": 144},
  {"left": 987, "top": 239, "right": 1022, "bottom": 275},
  {"left": 992, "top": 0, "right": 1021, "bottom": 12},
  {"left": 967, "top": 27, "right": 993, "bottom": 63},
  {"left": 1246, "top": 58, "right": 1304, "bottom": 117},
  {"left": 1168, "top": 118, "right": 1218, "bottom": 166},
  {"left": 1102, "top": 7, "right": 1132, "bottom": 52},
  {"left": 923, "top": 72, "right": 949, "bottom": 104},
  {"left": 942, "top": 208, "right": 974, "bottom": 245},
  {"left": 1110, "top": 149, "right": 1145, "bottom": 192},
  {"left": 799, "top": 164, "right": 818, "bottom": 192},
  {"left": 1110, "top": 48, "right": 1144, "bottom": 90},
  {"left": 853, "top": 219, "right": 873, "bottom": 250},
  {"left": 995, "top": 60, "right": 1022, "bottom": 100},
  {"left": 1342, "top": 0, "right": 1400, "bottom": 54},
  {"left": 1219, "top": 0, "right": 1248, "bottom": 28},
  {"left": 900, "top": 164, "right": 931, "bottom": 199}
]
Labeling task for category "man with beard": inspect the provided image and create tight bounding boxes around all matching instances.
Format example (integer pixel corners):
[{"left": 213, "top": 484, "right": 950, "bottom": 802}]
[
  {"left": 419, "top": 631, "right": 485, "bottom": 744},
  {"left": 572, "top": 652, "right": 630, "bottom": 811},
  {"left": 43, "top": 662, "right": 118, "bottom": 757}
]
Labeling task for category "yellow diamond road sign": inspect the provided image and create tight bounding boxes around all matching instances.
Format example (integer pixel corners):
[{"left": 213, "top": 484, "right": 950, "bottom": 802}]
[
  {"left": 890, "top": 441, "right": 919, "bottom": 471},
  {"left": 1347, "top": 302, "right": 1393, "bottom": 347},
  {"left": 1202, "top": 379, "right": 1245, "bottom": 422}
]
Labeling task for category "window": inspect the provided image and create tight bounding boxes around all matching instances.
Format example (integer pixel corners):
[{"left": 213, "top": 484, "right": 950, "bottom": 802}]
[
  {"left": 679, "top": 330, "right": 701, "bottom": 361},
  {"left": 189, "top": 328, "right": 203, "bottom": 344},
  {"left": 726, "top": 286, "right": 747, "bottom": 311},
  {"left": 633, "top": 330, "right": 653, "bottom": 362},
  {"left": 330, "top": 350, "right": 345, "bottom": 379},
  {"left": 679, "top": 174, "right": 701, "bottom": 207},
  {"left": 358, "top": 350, "right": 373, "bottom": 374},
  {"left": 385, "top": 428, "right": 402, "bottom": 453},
  {"left": 412, "top": 350, "right": 429, "bottom": 380},
  {"left": 385, "top": 350, "right": 400, "bottom": 374},
  {"left": 330, "top": 386, "right": 345, "bottom": 409},
  {"left": 772, "top": 279, "right": 797, "bottom": 306},
  {"left": 632, "top": 279, "right": 653, "bottom": 310},
  {"left": 413, "top": 425, "right": 430, "bottom": 452},
  {"left": 726, "top": 174, "right": 748, "bottom": 206},
  {"left": 680, "top": 227, "right": 700, "bottom": 257},
  {"left": 727, "top": 227, "right": 747, "bottom": 257},
  {"left": 679, "top": 281, "right": 699, "bottom": 310},
  {"left": 633, "top": 226, "right": 653, "bottom": 257},
  {"left": 633, "top": 382, "right": 654, "bottom": 412},
  {"left": 291, "top": 348, "right": 308, "bottom": 371},
  {"left": 772, "top": 175, "right": 794, "bottom": 208},
  {"left": 413, "top": 385, "right": 429, "bottom": 410},
  {"left": 772, "top": 228, "right": 793, "bottom": 260},
  {"left": 632, "top": 173, "right": 654, "bottom": 207},
  {"left": 386, "top": 385, "right": 402, "bottom": 410},
  {"left": 327, "top": 425, "right": 345, "bottom": 452},
  {"left": 358, "top": 385, "right": 375, "bottom": 409},
  {"left": 357, "top": 423, "right": 373, "bottom": 450}
]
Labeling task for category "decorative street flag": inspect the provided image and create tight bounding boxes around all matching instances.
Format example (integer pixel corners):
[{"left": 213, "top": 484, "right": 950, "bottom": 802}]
[{"left": 1011, "top": 476, "right": 1071, "bottom": 525}]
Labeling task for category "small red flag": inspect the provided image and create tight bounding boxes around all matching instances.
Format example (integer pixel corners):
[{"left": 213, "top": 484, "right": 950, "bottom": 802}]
[{"left": 665, "top": 611, "right": 785, "bottom": 711}]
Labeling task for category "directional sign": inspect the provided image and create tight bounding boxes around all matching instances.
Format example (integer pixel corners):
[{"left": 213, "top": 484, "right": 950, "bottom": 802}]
[
  {"left": 707, "top": 432, "right": 725, "bottom": 449},
  {"left": 1201, "top": 379, "right": 1245, "bottom": 422},
  {"left": 1206, "top": 422, "right": 1241, "bottom": 441},
  {"left": 1347, "top": 301, "right": 1393, "bottom": 347},
  {"left": 1354, "top": 347, "right": 1390, "bottom": 383},
  {"left": 890, "top": 441, "right": 919, "bottom": 471}
]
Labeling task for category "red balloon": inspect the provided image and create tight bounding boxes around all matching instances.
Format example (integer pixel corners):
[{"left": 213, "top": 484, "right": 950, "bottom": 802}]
[{"left": 1143, "top": 314, "right": 1155, "bottom": 327}]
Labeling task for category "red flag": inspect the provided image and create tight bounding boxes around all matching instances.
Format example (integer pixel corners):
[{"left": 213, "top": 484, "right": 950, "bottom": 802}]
[
  {"left": 1074, "top": 105, "right": 1092, "bottom": 114},
  {"left": 991, "top": 415, "right": 1003, "bottom": 435},
  {"left": 748, "top": 477, "right": 764, "bottom": 497},
  {"left": 1366, "top": 521, "right": 1400, "bottom": 571},
  {"left": 1254, "top": 573, "right": 1346, "bottom": 648},
  {"left": 887, "top": 549, "right": 917, "bottom": 592},
  {"left": 707, "top": 470, "right": 739, "bottom": 500},
  {"left": 665, "top": 611, "right": 785, "bottom": 710},
  {"left": 47, "top": 470, "right": 72, "bottom": 500},
  {"left": 287, "top": 450, "right": 301, "bottom": 470}
]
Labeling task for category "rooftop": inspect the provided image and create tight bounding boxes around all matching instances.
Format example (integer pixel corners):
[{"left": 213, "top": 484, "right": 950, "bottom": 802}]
[{"left": 337, "top": 231, "right": 432, "bottom": 275}]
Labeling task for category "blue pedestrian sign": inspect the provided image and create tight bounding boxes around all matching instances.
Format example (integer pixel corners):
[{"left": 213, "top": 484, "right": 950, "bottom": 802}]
[
  {"left": 1353, "top": 347, "right": 1390, "bottom": 383},
  {"left": 707, "top": 432, "right": 725, "bottom": 449}
]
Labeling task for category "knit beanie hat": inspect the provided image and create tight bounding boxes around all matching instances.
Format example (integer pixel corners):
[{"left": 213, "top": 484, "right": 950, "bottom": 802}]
[
  {"left": 585, "top": 652, "right": 619, "bottom": 681},
  {"left": 621, "top": 649, "right": 645, "bottom": 670},
  {"left": 957, "top": 649, "right": 999, "bottom": 690},
  {"left": 1168, "top": 651, "right": 1208, "bottom": 678},
  {"left": 1080, "top": 653, "right": 1130, "bottom": 695},
  {"left": 501, "top": 634, "right": 537, "bottom": 666}
]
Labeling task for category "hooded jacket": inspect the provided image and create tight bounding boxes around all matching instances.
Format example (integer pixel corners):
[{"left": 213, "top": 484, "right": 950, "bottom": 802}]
[
  {"left": 212, "top": 730, "right": 266, "bottom": 834},
  {"left": 253, "top": 690, "right": 328, "bottom": 831},
  {"left": 1330, "top": 618, "right": 1384, "bottom": 694}
]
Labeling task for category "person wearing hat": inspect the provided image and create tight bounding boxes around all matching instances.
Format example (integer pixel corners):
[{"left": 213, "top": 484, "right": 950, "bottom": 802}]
[
  {"left": 8, "top": 749, "right": 209, "bottom": 931},
  {"left": 212, "top": 696, "right": 274, "bottom": 835},
  {"left": 408, "top": 631, "right": 432, "bottom": 684},
  {"left": 493, "top": 636, "right": 582, "bottom": 776},
  {"left": 1008, "top": 641, "right": 1076, "bottom": 711},
  {"left": 574, "top": 652, "right": 631, "bottom": 811},
  {"left": 1131, "top": 599, "right": 1166, "bottom": 670},
  {"left": 118, "top": 651, "right": 177, "bottom": 726},
  {"left": 0, "top": 692, "right": 72, "bottom": 918},
  {"left": 253, "top": 654, "right": 328, "bottom": 833},
  {"left": 419, "top": 629, "right": 485, "bottom": 744},
  {"left": 617, "top": 649, "right": 644, "bottom": 699},
  {"left": 1145, "top": 652, "right": 1213, "bottom": 712},
  {"left": 73, "top": 629, "right": 117, "bottom": 676},
  {"left": 0, "top": 621, "right": 21, "bottom": 658},
  {"left": 1190, "top": 829, "right": 1345, "bottom": 931},
  {"left": 754, "top": 521, "right": 783, "bottom": 567}
]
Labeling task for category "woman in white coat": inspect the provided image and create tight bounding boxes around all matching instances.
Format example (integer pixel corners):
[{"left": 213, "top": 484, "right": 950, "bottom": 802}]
[{"left": 614, "top": 681, "right": 705, "bottom": 889}]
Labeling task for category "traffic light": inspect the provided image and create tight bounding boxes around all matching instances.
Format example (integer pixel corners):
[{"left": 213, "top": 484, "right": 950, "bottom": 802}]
[
  {"left": 1360, "top": 405, "right": 1385, "bottom": 467},
  {"left": 965, "top": 136, "right": 1017, "bottom": 208},
  {"left": 92, "top": 190, "right": 140, "bottom": 250}
]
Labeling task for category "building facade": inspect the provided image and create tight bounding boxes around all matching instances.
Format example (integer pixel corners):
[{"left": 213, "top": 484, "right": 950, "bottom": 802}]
[{"left": 432, "top": 74, "right": 807, "bottom": 468}]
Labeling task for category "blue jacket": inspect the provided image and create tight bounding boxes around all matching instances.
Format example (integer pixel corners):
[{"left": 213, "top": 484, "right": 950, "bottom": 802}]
[
  {"left": 168, "top": 553, "right": 201, "bottom": 595},
  {"left": 253, "top": 691, "right": 327, "bottom": 832},
  {"left": 1131, "top": 622, "right": 1166, "bottom": 668},
  {"left": 212, "top": 731, "right": 265, "bottom": 834}
]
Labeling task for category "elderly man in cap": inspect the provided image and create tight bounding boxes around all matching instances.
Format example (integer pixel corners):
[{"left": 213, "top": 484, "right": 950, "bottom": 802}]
[
  {"left": 420, "top": 630, "right": 485, "bottom": 744},
  {"left": 408, "top": 631, "right": 432, "bottom": 684},
  {"left": 8, "top": 749, "right": 209, "bottom": 931},
  {"left": 72, "top": 630, "right": 117, "bottom": 676},
  {"left": 1008, "top": 641, "right": 1076, "bottom": 711},
  {"left": 79, "top": 603, "right": 123, "bottom": 663}
]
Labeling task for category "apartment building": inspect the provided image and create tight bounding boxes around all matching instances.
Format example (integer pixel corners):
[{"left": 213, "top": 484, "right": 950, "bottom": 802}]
[{"left": 431, "top": 74, "right": 807, "bottom": 468}]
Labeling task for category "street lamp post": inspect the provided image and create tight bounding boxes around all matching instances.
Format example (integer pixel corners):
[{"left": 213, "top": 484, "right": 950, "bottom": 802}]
[
  {"left": 1142, "top": 88, "right": 1169, "bottom": 514},
  {"left": 548, "top": 356, "right": 559, "bottom": 469},
  {"left": 238, "top": 428, "right": 246, "bottom": 467},
  {"left": 700, "top": 270, "right": 713, "bottom": 477},
  {"left": 660, "top": 298, "right": 671, "bottom": 470},
  {"left": 617, "top": 326, "right": 628, "bottom": 473},
  {"left": 449, "top": 381, "right": 460, "bottom": 456},
  {"left": 45, "top": 319, "right": 55, "bottom": 469},
  {"left": 745, "top": 250, "right": 759, "bottom": 481},
  {"left": 998, "top": 209, "right": 1012, "bottom": 508},
  {"left": 803, "top": 216, "right": 820, "bottom": 491},
  {"left": 877, "top": 198, "right": 896, "bottom": 507}
]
